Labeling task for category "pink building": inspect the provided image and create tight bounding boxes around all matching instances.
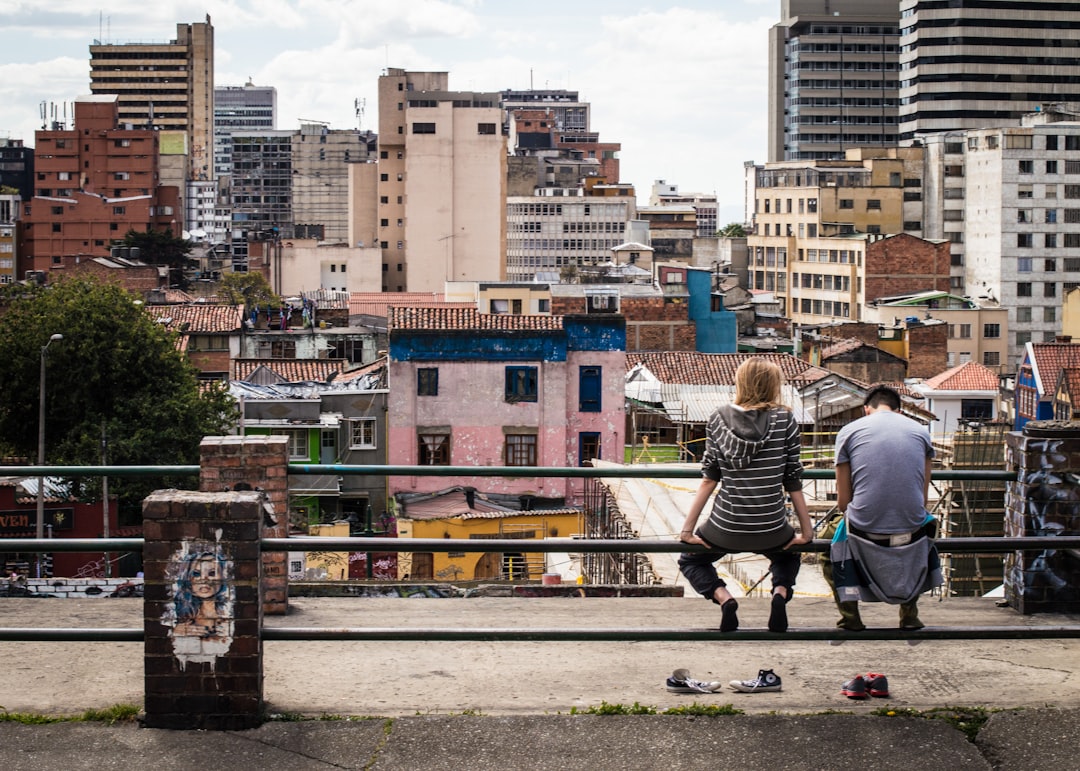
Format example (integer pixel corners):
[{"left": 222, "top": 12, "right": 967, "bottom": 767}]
[{"left": 387, "top": 307, "right": 626, "bottom": 507}]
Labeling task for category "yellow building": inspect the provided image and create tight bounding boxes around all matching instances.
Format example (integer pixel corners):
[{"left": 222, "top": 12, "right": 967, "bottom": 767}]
[
  {"left": 395, "top": 489, "right": 582, "bottom": 581},
  {"left": 306, "top": 521, "right": 351, "bottom": 580}
]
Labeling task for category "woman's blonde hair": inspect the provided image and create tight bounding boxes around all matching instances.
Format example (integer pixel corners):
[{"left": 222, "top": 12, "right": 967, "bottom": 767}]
[{"left": 733, "top": 358, "right": 784, "bottom": 410}]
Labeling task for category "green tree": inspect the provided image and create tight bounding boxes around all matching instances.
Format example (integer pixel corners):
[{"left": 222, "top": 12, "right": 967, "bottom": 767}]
[
  {"left": 0, "top": 276, "right": 238, "bottom": 521},
  {"left": 217, "top": 271, "right": 280, "bottom": 308},
  {"left": 717, "top": 222, "right": 747, "bottom": 238},
  {"left": 122, "top": 228, "right": 194, "bottom": 287}
]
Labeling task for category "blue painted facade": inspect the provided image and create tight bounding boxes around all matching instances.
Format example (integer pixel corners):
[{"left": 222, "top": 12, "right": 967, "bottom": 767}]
[
  {"left": 390, "top": 315, "right": 626, "bottom": 363},
  {"left": 686, "top": 267, "right": 737, "bottom": 353}
]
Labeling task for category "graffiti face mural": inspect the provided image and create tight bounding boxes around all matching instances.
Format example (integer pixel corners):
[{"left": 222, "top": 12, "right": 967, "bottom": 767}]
[{"left": 162, "top": 541, "right": 234, "bottom": 668}]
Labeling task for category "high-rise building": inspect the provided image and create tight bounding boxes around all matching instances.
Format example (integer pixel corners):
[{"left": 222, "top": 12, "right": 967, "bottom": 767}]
[
  {"left": 228, "top": 130, "right": 292, "bottom": 271},
  {"left": 898, "top": 0, "right": 1080, "bottom": 142},
  {"left": 0, "top": 138, "right": 34, "bottom": 200},
  {"left": 214, "top": 82, "right": 277, "bottom": 178},
  {"left": 23, "top": 95, "right": 180, "bottom": 275},
  {"left": 89, "top": 16, "right": 214, "bottom": 180},
  {"left": 768, "top": 0, "right": 900, "bottom": 162},
  {"left": 377, "top": 69, "right": 506, "bottom": 292},
  {"left": 292, "top": 123, "right": 377, "bottom": 246}
]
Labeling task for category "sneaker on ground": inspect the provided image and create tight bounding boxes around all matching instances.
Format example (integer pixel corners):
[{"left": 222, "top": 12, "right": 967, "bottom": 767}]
[
  {"left": 841, "top": 675, "right": 868, "bottom": 699},
  {"left": 863, "top": 672, "right": 890, "bottom": 698},
  {"left": 666, "top": 668, "right": 723, "bottom": 694},
  {"left": 729, "top": 668, "right": 782, "bottom": 693}
]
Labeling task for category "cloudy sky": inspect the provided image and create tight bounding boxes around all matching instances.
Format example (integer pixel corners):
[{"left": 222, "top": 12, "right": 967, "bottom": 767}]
[{"left": 0, "top": 0, "right": 775, "bottom": 221}]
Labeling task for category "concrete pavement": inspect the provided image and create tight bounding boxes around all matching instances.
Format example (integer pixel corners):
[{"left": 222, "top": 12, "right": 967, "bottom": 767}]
[{"left": 2, "top": 595, "right": 1080, "bottom": 769}]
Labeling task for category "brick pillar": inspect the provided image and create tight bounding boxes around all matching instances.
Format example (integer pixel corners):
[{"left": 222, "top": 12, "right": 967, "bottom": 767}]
[
  {"left": 1004, "top": 421, "right": 1080, "bottom": 614},
  {"left": 143, "top": 490, "right": 263, "bottom": 730},
  {"left": 199, "top": 436, "right": 289, "bottom": 615}
]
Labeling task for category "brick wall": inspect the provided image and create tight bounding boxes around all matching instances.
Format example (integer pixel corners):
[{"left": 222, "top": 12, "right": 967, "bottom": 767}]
[
  {"left": 199, "top": 436, "right": 289, "bottom": 615},
  {"left": 552, "top": 296, "right": 697, "bottom": 351},
  {"left": 1004, "top": 423, "right": 1080, "bottom": 614},
  {"left": 142, "top": 490, "right": 264, "bottom": 730},
  {"left": 905, "top": 322, "right": 948, "bottom": 379},
  {"left": 864, "top": 234, "right": 951, "bottom": 302}
]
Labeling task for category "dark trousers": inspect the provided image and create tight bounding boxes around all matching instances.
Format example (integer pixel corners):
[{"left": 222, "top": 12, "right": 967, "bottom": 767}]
[{"left": 678, "top": 545, "right": 800, "bottom": 602}]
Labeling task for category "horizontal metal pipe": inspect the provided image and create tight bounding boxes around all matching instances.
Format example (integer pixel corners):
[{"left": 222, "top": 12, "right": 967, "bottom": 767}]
[
  {"left": 4, "top": 626, "right": 1079, "bottom": 643},
  {"left": 6, "top": 536, "right": 1080, "bottom": 555},
  {"left": 0, "top": 464, "right": 1019, "bottom": 482}
]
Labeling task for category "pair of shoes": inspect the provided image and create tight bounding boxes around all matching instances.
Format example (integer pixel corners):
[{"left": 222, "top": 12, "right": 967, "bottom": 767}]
[
  {"left": 768, "top": 592, "right": 788, "bottom": 633},
  {"left": 841, "top": 672, "right": 890, "bottom": 700},
  {"left": 729, "top": 668, "right": 782, "bottom": 693},
  {"left": 719, "top": 598, "right": 739, "bottom": 633},
  {"left": 666, "top": 668, "right": 722, "bottom": 694}
]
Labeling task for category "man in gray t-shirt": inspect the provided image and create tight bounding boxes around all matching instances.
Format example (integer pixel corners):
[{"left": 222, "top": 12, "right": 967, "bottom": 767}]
[{"left": 828, "top": 385, "right": 934, "bottom": 631}]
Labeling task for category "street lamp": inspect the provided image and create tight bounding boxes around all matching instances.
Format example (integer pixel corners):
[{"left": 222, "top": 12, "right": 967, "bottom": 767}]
[{"left": 36, "top": 333, "right": 63, "bottom": 578}]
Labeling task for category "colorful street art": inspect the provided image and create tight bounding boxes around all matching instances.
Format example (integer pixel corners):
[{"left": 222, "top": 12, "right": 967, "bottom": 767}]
[{"left": 161, "top": 539, "right": 234, "bottom": 669}]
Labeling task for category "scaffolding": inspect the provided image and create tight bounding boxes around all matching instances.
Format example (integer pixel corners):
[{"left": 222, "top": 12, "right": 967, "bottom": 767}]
[
  {"left": 580, "top": 476, "right": 659, "bottom": 585},
  {"left": 932, "top": 420, "right": 1009, "bottom": 597}
]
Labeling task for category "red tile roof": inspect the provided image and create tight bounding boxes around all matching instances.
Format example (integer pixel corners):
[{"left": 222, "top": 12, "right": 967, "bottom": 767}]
[
  {"left": 149, "top": 304, "right": 245, "bottom": 334},
  {"left": 1030, "top": 343, "right": 1080, "bottom": 393},
  {"left": 625, "top": 351, "right": 832, "bottom": 387},
  {"left": 821, "top": 337, "right": 871, "bottom": 359},
  {"left": 923, "top": 360, "right": 1000, "bottom": 391},
  {"left": 389, "top": 307, "right": 564, "bottom": 331},
  {"left": 233, "top": 359, "right": 347, "bottom": 383},
  {"left": 1059, "top": 367, "right": 1080, "bottom": 400},
  {"left": 350, "top": 292, "right": 464, "bottom": 318}
]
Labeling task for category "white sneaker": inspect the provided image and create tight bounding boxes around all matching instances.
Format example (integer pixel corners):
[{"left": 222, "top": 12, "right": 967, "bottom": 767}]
[
  {"left": 666, "top": 668, "right": 723, "bottom": 693},
  {"left": 729, "top": 668, "right": 782, "bottom": 693}
]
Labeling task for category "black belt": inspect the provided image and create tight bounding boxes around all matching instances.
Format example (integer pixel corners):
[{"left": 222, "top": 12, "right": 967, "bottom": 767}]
[{"left": 848, "top": 522, "right": 932, "bottom": 547}]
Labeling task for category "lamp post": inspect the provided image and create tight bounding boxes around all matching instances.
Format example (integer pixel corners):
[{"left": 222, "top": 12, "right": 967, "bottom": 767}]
[{"left": 36, "top": 333, "right": 63, "bottom": 578}]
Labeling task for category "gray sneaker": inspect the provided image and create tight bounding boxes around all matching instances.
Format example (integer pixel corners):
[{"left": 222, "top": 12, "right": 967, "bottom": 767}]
[
  {"left": 666, "top": 668, "right": 723, "bottom": 693},
  {"left": 729, "top": 668, "right": 782, "bottom": 693}
]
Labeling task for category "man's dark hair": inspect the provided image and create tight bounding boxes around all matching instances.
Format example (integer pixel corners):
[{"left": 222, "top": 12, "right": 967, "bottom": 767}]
[{"left": 864, "top": 384, "right": 902, "bottom": 411}]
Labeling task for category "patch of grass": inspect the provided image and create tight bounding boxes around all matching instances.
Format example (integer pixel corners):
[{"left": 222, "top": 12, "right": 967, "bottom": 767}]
[
  {"left": 571, "top": 701, "right": 658, "bottom": 715},
  {"left": 267, "top": 711, "right": 308, "bottom": 722},
  {"left": 662, "top": 703, "right": 743, "bottom": 716},
  {"left": 0, "top": 704, "right": 141, "bottom": 725},
  {"left": 870, "top": 705, "right": 998, "bottom": 742}
]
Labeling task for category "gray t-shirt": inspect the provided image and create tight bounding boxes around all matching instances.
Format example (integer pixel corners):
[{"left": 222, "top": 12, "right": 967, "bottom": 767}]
[{"left": 834, "top": 410, "right": 934, "bottom": 534}]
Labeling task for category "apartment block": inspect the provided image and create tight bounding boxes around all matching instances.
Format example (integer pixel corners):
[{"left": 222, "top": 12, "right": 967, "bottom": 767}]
[
  {"left": 898, "top": 0, "right": 1080, "bottom": 142},
  {"left": 214, "top": 81, "right": 277, "bottom": 178},
  {"left": 0, "top": 138, "right": 34, "bottom": 200},
  {"left": 650, "top": 180, "right": 718, "bottom": 237},
  {"left": 377, "top": 69, "right": 507, "bottom": 292},
  {"left": 291, "top": 123, "right": 377, "bottom": 245},
  {"left": 90, "top": 17, "right": 214, "bottom": 180},
  {"left": 23, "top": 96, "right": 179, "bottom": 275},
  {"left": 768, "top": 0, "right": 900, "bottom": 161}
]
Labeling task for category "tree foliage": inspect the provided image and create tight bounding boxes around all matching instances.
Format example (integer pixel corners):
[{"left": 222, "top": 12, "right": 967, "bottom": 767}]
[
  {"left": 0, "top": 276, "right": 238, "bottom": 520},
  {"left": 122, "top": 228, "right": 194, "bottom": 287},
  {"left": 217, "top": 271, "right": 280, "bottom": 308},
  {"left": 717, "top": 222, "right": 747, "bottom": 238}
]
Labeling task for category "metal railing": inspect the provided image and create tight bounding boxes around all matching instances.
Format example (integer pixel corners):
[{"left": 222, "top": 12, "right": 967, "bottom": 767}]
[{"left": 2, "top": 463, "right": 1077, "bottom": 645}]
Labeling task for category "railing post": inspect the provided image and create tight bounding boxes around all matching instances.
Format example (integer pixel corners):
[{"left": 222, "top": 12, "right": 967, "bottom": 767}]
[
  {"left": 142, "top": 489, "right": 264, "bottom": 729},
  {"left": 1005, "top": 421, "right": 1080, "bottom": 614},
  {"left": 199, "top": 436, "right": 289, "bottom": 615}
]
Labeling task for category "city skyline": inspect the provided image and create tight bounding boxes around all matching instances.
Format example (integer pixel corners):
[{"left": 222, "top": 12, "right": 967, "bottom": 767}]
[{"left": 0, "top": 0, "right": 774, "bottom": 223}]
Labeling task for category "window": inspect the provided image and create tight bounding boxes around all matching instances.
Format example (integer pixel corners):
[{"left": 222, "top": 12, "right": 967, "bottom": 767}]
[
  {"left": 273, "top": 429, "right": 309, "bottom": 460},
  {"left": 417, "top": 367, "right": 439, "bottom": 396},
  {"left": 1017, "top": 233, "right": 1033, "bottom": 248},
  {"left": 1047, "top": 234, "right": 1059, "bottom": 248},
  {"left": 412, "top": 122, "right": 436, "bottom": 134},
  {"left": 579, "top": 366, "right": 601, "bottom": 412},
  {"left": 1047, "top": 209, "right": 1059, "bottom": 224},
  {"left": 958, "top": 324, "right": 971, "bottom": 339},
  {"left": 1017, "top": 306, "right": 1032, "bottom": 322},
  {"left": 350, "top": 418, "right": 376, "bottom": 449},
  {"left": 1046, "top": 307, "right": 1057, "bottom": 323},
  {"left": 51, "top": 223, "right": 61, "bottom": 233},
  {"left": 983, "top": 323, "right": 1000, "bottom": 338},
  {"left": 579, "top": 432, "right": 601, "bottom": 466},
  {"left": 839, "top": 199, "right": 854, "bottom": 209},
  {"left": 505, "top": 366, "right": 538, "bottom": 402},
  {"left": 1006, "top": 134, "right": 1033, "bottom": 150},
  {"left": 961, "top": 399, "right": 994, "bottom": 420},
  {"left": 1017, "top": 210, "right": 1030, "bottom": 224},
  {"left": 1047, "top": 160, "right": 1059, "bottom": 174},
  {"left": 1017, "top": 282, "right": 1033, "bottom": 297},
  {"left": 50, "top": 206, "right": 63, "bottom": 215},
  {"left": 866, "top": 199, "right": 881, "bottom": 210},
  {"left": 1046, "top": 283, "right": 1057, "bottom": 298},
  {"left": 983, "top": 351, "right": 1000, "bottom": 367},
  {"left": 538, "top": 299, "right": 550, "bottom": 313},
  {"left": 418, "top": 433, "right": 450, "bottom": 465},
  {"left": 504, "top": 434, "right": 537, "bottom": 466},
  {"left": 477, "top": 123, "right": 496, "bottom": 135},
  {"left": 1019, "top": 160, "right": 1034, "bottom": 174}
]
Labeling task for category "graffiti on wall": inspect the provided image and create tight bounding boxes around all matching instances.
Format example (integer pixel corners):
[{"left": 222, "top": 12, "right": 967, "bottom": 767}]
[{"left": 161, "top": 539, "right": 234, "bottom": 669}]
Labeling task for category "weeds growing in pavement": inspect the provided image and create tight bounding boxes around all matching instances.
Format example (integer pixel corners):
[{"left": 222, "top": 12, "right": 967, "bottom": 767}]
[
  {"left": 869, "top": 705, "right": 1000, "bottom": 741},
  {"left": 0, "top": 704, "right": 140, "bottom": 725}
]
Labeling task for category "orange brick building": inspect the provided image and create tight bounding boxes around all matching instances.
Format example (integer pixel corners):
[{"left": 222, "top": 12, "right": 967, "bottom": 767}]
[{"left": 23, "top": 95, "right": 181, "bottom": 277}]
